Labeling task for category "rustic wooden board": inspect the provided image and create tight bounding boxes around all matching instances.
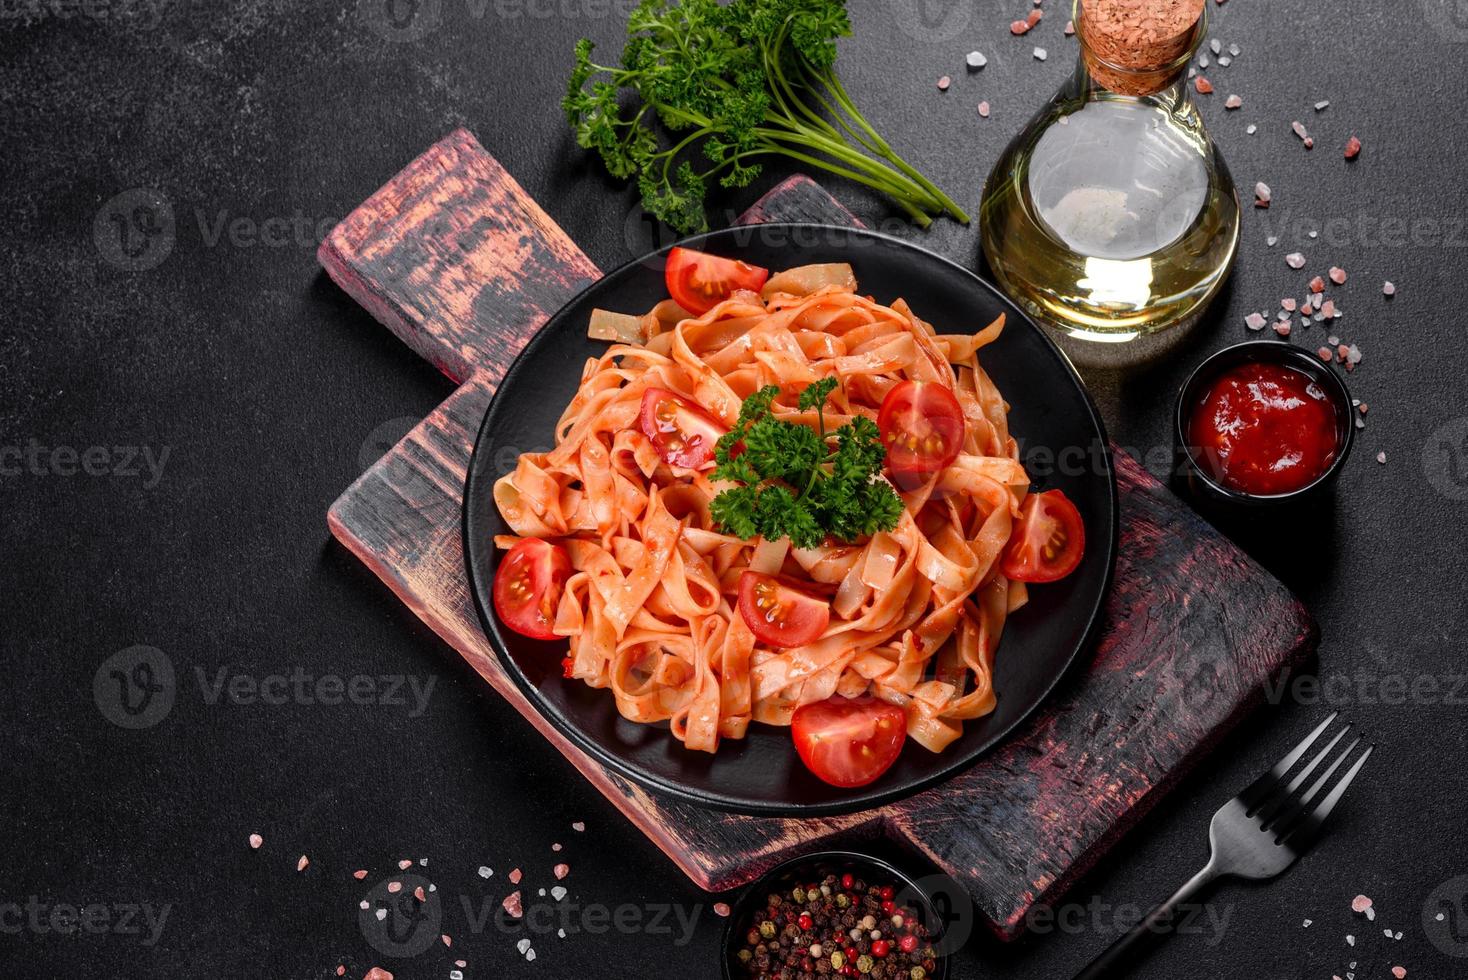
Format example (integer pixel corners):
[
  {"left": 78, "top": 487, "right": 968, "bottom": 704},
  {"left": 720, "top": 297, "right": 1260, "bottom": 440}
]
[{"left": 319, "top": 128, "right": 1317, "bottom": 939}]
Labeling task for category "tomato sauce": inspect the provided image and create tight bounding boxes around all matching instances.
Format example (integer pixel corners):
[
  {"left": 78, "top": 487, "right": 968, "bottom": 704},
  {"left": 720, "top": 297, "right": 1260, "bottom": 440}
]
[{"left": 1187, "top": 361, "right": 1340, "bottom": 496}]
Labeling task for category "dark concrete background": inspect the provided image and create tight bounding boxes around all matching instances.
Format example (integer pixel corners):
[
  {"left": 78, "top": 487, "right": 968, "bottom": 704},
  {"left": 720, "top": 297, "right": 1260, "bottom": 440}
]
[{"left": 3, "top": 1, "right": 1467, "bottom": 977}]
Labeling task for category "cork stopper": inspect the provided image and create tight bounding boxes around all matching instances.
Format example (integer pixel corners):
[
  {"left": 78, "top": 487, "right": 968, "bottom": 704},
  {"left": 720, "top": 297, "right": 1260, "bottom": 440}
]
[{"left": 1078, "top": 0, "right": 1204, "bottom": 96}]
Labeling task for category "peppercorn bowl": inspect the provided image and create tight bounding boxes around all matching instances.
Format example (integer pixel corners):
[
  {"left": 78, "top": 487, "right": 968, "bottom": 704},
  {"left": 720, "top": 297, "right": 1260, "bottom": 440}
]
[{"left": 720, "top": 851, "right": 952, "bottom": 980}]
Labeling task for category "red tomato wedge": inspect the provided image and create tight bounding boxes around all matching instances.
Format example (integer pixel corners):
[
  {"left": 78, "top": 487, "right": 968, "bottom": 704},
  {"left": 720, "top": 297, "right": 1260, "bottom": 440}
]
[
  {"left": 638, "top": 388, "right": 727, "bottom": 470},
  {"left": 737, "top": 571, "right": 830, "bottom": 649},
  {"left": 791, "top": 696, "right": 907, "bottom": 788},
  {"left": 664, "top": 247, "right": 769, "bottom": 316},
  {"left": 1000, "top": 489, "right": 1085, "bottom": 583},
  {"left": 877, "top": 380, "right": 965, "bottom": 478},
  {"left": 493, "top": 538, "right": 571, "bottom": 640}
]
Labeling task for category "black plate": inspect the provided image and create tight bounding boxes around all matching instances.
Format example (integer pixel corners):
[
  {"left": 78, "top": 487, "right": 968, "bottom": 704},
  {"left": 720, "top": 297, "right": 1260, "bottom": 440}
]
[{"left": 464, "top": 224, "right": 1116, "bottom": 816}]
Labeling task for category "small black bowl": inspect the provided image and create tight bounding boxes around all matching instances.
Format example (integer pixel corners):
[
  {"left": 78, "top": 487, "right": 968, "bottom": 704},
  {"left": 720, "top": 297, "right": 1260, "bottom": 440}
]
[
  {"left": 721, "top": 851, "right": 951, "bottom": 980},
  {"left": 1174, "top": 340, "right": 1355, "bottom": 507}
]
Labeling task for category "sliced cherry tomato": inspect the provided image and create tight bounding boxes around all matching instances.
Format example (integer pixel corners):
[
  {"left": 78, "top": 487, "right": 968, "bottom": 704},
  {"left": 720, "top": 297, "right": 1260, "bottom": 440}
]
[
  {"left": 664, "top": 246, "right": 769, "bottom": 315},
  {"left": 877, "top": 380, "right": 965, "bottom": 480},
  {"left": 737, "top": 571, "right": 830, "bottom": 649},
  {"left": 999, "top": 489, "right": 1085, "bottom": 583},
  {"left": 493, "top": 538, "right": 571, "bottom": 640},
  {"left": 638, "top": 388, "right": 727, "bottom": 470},
  {"left": 791, "top": 696, "right": 907, "bottom": 788}
]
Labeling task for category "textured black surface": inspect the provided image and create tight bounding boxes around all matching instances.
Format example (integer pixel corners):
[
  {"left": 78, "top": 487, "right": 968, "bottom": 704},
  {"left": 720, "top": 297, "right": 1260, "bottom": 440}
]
[{"left": 3, "top": 3, "right": 1466, "bottom": 979}]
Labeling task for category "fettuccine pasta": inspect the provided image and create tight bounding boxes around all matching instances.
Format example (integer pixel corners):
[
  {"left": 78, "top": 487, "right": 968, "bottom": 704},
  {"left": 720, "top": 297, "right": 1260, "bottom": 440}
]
[{"left": 492, "top": 265, "right": 1035, "bottom": 755}]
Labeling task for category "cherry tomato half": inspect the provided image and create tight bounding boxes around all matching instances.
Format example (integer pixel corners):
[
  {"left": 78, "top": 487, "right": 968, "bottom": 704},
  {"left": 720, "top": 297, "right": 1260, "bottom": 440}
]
[
  {"left": 493, "top": 538, "right": 571, "bottom": 640},
  {"left": 999, "top": 489, "right": 1085, "bottom": 584},
  {"left": 638, "top": 388, "right": 728, "bottom": 470},
  {"left": 737, "top": 571, "right": 830, "bottom": 649},
  {"left": 791, "top": 696, "right": 907, "bottom": 788},
  {"left": 877, "top": 380, "right": 965, "bottom": 479},
  {"left": 664, "top": 247, "right": 769, "bottom": 316}
]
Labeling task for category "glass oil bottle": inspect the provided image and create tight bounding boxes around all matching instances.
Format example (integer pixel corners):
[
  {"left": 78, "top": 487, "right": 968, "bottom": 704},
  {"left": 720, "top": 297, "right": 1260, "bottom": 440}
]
[{"left": 980, "top": 0, "right": 1239, "bottom": 349}]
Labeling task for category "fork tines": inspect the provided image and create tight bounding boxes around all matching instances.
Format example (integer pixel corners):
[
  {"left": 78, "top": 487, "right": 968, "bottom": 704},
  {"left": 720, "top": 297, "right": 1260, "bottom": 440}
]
[{"left": 1240, "top": 711, "right": 1373, "bottom": 847}]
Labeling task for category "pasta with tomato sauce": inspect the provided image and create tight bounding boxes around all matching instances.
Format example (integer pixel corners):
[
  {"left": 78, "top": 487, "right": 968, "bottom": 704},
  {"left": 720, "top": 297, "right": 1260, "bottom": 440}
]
[{"left": 490, "top": 250, "right": 1083, "bottom": 780}]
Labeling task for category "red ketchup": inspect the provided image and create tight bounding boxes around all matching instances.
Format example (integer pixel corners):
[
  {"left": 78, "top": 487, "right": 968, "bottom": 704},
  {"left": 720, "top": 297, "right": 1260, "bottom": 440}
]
[{"left": 1187, "top": 362, "right": 1340, "bottom": 496}]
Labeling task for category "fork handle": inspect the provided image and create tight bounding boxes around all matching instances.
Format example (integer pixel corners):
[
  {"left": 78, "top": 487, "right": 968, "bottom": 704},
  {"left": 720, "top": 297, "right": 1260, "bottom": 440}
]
[{"left": 1072, "top": 864, "right": 1220, "bottom": 980}]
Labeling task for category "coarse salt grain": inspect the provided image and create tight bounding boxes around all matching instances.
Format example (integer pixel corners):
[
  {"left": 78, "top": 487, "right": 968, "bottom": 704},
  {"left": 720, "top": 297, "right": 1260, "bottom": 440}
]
[
  {"left": 1028, "top": 8, "right": 1042, "bottom": 26},
  {"left": 966, "top": 51, "right": 987, "bottom": 70},
  {"left": 1011, "top": 19, "right": 1030, "bottom": 35},
  {"left": 1315, "top": 100, "right": 1330, "bottom": 111},
  {"left": 1286, "top": 252, "right": 1306, "bottom": 269},
  {"left": 1309, "top": 275, "right": 1326, "bottom": 292},
  {"left": 978, "top": 101, "right": 991, "bottom": 118},
  {"left": 1218, "top": 55, "right": 1231, "bottom": 66},
  {"left": 1065, "top": 19, "right": 1075, "bottom": 35},
  {"left": 1210, "top": 39, "right": 1222, "bottom": 54},
  {"left": 297, "top": 855, "right": 309, "bottom": 872},
  {"left": 414, "top": 886, "right": 426, "bottom": 902},
  {"left": 1034, "top": 47, "right": 1048, "bottom": 60},
  {"left": 249, "top": 834, "right": 263, "bottom": 849},
  {"left": 1347, "top": 934, "right": 1355, "bottom": 946},
  {"left": 1391, "top": 969, "right": 1405, "bottom": 979},
  {"left": 442, "top": 934, "right": 452, "bottom": 947},
  {"left": 353, "top": 869, "right": 368, "bottom": 880},
  {"left": 398, "top": 859, "right": 412, "bottom": 870},
  {"left": 375, "top": 908, "right": 387, "bottom": 921},
  {"left": 517, "top": 939, "right": 532, "bottom": 955},
  {"left": 572, "top": 822, "right": 585, "bottom": 832},
  {"left": 477, "top": 866, "right": 492, "bottom": 878},
  {"left": 387, "top": 881, "right": 402, "bottom": 893},
  {"left": 1303, "top": 919, "right": 1313, "bottom": 927},
  {"left": 1282, "top": 297, "right": 1297, "bottom": 311},
  {"left": 1382, "top": 281, "right": 1395, "bottom": 296},
  {"left": 1377, "top": 452, "right": 1387, "bottom": 464},
  {"left": 364, "top": 969, "right": 393, "bottom": 980},
  {"left": 552, "top": 843, "right": 563, "bottom": 852},
  {"left": 1254, "top": 182, "right": 1271, "bottom": 207},
  {"left": 509, "top": 868, "right": 523, "bottom": 884},
  {"left": 1245, "top": 312, "right": 1267, "bottom": 331},
  {"left": 937, "top": 75, "right": 951, "bottom": 91},
  {"left": 1225, "top": 94, "right": 1242, "bottom": 109},
  {"left": 336, "top": 968, "right": 345, "bottom": 977},
  {"left": 1317, "top": 347, "right": 1332, "bottom": 361},
  {"left": 502, "top": 891, "right": 523, "bottom": 918},
  {"left": 1195, "top": 76, "right": 1213, "bottom": 94},
  {"left": 1247, "top": 124, "right": 1258, "bottom": 135},
  {"left": 1330, "top": 266, "right": 1347, "bottom": 284},
  {"left": 1292, "top": 120, "right": 1309, "bottom": 141},
  {"left": 1352, "top": 895, "right": 1373, "bottom": 913},
  {"left": 1345, "top": 135, "right": 1362, "bottom": 159},
  {"left": 551, "top": 886, "right": 568, "bottom": 901},
  {"left": 1274, "top": 323, "right": 1291, "bottom": 337},
  {"left": 715, "top": 903, "right": 732, "bottom": 917},
  {"left": 554, "top": 863, "right": 570, "bottom": 880}
]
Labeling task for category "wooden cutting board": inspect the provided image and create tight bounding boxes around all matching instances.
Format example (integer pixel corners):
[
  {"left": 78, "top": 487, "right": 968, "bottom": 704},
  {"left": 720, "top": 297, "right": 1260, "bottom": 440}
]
[{"left": 318, "top": 128, "right": 1316, "bottom": 940}]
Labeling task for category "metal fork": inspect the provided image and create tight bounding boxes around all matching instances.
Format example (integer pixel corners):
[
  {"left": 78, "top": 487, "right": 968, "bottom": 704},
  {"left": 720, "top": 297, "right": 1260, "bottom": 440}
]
[{"left": 1074, "top": 713, "right": 1373, "bottom": 979}]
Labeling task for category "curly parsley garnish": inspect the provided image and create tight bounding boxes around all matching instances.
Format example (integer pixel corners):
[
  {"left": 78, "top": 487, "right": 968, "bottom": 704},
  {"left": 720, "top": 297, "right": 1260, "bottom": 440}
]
[
  {"left": 562, "top": 0, "right": 968, "bottom": 233},
  {"left": 709, "top": 379, "right": 904, "bottom": 549}
]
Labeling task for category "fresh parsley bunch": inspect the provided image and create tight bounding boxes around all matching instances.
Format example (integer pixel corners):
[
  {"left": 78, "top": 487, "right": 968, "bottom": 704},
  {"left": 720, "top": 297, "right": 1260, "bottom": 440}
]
[
  {"left": 563, "top": 0, "right": 969, "bottom": 232},
  {"left": 709, "top": 379, "right": 905, "bottom": 549}
]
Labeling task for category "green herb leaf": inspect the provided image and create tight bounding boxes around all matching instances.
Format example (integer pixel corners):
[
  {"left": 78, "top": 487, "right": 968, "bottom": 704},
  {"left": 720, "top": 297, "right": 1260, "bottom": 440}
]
[{"left": 709, "top": 381, "right": 903, "bottom": 548}]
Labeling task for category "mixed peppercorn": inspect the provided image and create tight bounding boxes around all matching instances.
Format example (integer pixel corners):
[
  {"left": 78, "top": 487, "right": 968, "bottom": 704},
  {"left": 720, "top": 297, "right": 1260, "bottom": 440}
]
[{"left": 733, "top": 871, "right": 940, "bottom": 979}]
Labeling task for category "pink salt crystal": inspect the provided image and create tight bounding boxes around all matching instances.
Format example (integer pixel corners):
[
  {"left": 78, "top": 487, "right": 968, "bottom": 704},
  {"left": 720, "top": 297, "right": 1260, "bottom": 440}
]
[
  {"left": 502, "top": 891, "right": 524, "bottom": 918},
  {"left": 1303, "top": 136, "right": 1314, "bottom": 149},
  {"left": 554, "top": 863, "right": 570, "bottom": 880},
  {"left": 249, "top": 834, "right": 263, "bottom": 850},
  {"left": 1292, "top": 120, "right": 1309, "bottom": 141},
  {"left": 442, "top": 934, "right": 452, "bottom": 947},
  {"left": 1065, "top": 19, "right": 1075, "bottom": 35},
  {"left": 1011, "top": 19, "right": 1029, "bottom": 35},
  {"left": 455, "top": 961, "right": 466, "bottom": 969},
  {"left": 297, "top": 855, "right": 309, "bottom": 872},
  {"left": 398, "top": 859, "right": 412, "bottom": 870},
  {"left": 1345, "top": 136, "right": 1362, "bottom": 159},
  {"left": 1282, "top": 297, "right": 1297, "bottom": 311},
  {"left": 937, "top": 75, "right": 951, "bottom": 91},
  {"left": 387, "top": 881, "right": 402, "bottom": 894},
  {"left": 414, "top": 886, "right": 426, "bottom": 902},
  {"left": 1352, "top": 895, "right": 1373, "bottom": 913},
  {"left": 552, "top": 843, "right": 563, "bottom": 852},
  {"left": 978, "top": 101, "right": 991, "bottom": 118},
  {"left": 1358, "top": 403, "right": 1368, "bottom": 414},
  {"left": 1254, "top": 181, "right": 1271, "bottom": 207},
  {"left": 1309, "top": 275, "right": 1326, "bottom": 293},
  {"left": 1321, "top": 299, "right": 1336, "bottom": 318},
  {"left": 1317, "top": 346, "right": 1332, "bottom": 361},
  {"left": 364, "top": 969, "right": 394, "bottom": 980},
  {"left": 1301, "top": 303, "right": 1314, "bottom": 317},
  {"left": 1274, "top": 323, "right": 1291, "bottom": 337},
  {"left": 1330, "top": 266, "right": 1347, "bottom": 284},
  {"left": 1383, "top": 281, "right": 1396, "bottom": 296},
  {"left": 1377, "top": 452, "right": 1387, "bottom": 465},
  {"left": 1225, "top": 94, "right": 1242, "bottom": 109},
  {"left": 336, "top": 968, "right": 345, "bottom": 977},
  {"left": 715, "top": 902, "right": 732, "bottom": 917},
  {"left": 353, "top": 870, "right": 368, "bottom": 880},
  {"left": 1286, "top": 252, "right": 1306, "bottom": 269},
  {"left": 1027, "top": 8, "right": 1042, "bottom": 26},
  {"left": 1195, "top": 76, "right": 1214, "bottom": 94},
  {"left": 571, "top": 822, "right": 586, "bottom": 832},
  {"left": 1245, "top": 312, "right": 1267, "bottom": 331},
  {"left": 509, "top": 868, "right": 523, "bottom": 885}
]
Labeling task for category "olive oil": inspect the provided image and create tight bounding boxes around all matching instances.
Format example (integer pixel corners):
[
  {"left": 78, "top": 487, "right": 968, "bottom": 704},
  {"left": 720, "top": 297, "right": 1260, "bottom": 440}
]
[{"left": 980, "top": 0, "right": 1239, "bottom": 347}]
